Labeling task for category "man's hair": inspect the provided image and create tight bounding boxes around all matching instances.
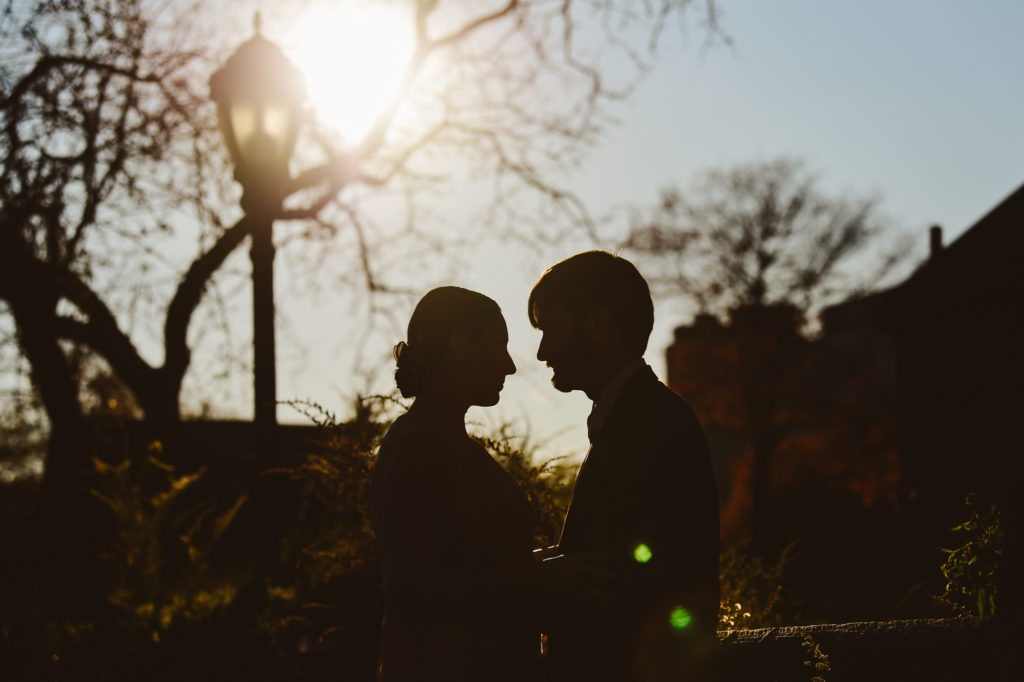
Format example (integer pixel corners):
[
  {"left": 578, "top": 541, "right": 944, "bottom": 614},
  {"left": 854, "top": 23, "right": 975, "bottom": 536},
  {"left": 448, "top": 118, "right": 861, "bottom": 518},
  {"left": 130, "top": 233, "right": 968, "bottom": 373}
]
[{"left": 528, "top": 250, "right": 654, "bottom": 354}]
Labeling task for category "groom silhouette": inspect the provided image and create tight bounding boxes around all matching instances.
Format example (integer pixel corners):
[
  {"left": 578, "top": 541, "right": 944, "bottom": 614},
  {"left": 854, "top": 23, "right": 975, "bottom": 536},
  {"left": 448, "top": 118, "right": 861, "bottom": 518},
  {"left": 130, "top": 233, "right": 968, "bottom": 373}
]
[{"left": 530, "top": 251, "right": 719, "bottom": 682}]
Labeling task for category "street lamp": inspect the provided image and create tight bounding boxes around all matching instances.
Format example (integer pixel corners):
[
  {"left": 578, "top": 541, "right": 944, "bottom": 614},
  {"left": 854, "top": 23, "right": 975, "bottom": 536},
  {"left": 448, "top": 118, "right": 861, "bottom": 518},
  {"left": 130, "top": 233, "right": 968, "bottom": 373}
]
[{"left": 210, "top": 18, "right": 306, "bottom": 441}]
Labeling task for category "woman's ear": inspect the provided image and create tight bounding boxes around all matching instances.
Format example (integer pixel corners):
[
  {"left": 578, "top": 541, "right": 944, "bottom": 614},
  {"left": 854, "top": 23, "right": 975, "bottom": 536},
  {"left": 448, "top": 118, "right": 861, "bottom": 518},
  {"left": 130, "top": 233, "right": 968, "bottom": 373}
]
[{"left": 447, "top": 329, "right": 472, "bottom": 356}]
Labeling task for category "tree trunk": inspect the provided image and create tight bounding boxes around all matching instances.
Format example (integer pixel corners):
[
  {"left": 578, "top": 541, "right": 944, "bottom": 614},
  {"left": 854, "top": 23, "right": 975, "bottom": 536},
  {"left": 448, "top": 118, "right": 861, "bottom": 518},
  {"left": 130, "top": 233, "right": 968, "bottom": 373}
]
[
  {"left": 135, "top": 369, "right": 184, "bottom": 457},
  {"left": 7, "top": 282, "right": 107, "bottom": 615},
  {"left": 6, "top": 284, "right": 84, "bottom": 496},
  {"left": 748, "top": 428, "right": 777, "bottom": 552}
]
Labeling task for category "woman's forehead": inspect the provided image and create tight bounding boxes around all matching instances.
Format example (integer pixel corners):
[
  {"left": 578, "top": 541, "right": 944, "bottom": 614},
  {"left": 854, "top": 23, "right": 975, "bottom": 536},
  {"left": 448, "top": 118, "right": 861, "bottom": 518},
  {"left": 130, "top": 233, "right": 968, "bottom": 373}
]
[{"left": 477, "top": 313, "right": 509, "bottom": 341}]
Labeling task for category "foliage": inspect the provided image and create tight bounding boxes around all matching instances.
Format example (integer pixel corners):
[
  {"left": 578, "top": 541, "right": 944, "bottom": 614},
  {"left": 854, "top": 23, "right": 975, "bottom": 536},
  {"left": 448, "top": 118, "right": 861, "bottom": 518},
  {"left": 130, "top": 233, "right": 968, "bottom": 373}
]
[
  {"left": 0, "top": 423, "right": 290, "bottom": 681},
  {"left": 272, "top": 396, "right": 393, "bottom": 650},
  {"left": 718, "top": 539, "right": 801, "bottom": 629},
  {"left": 940, "top": 493, "right": 1005, "bottom": 621},
  {"left": 15, "top": 390, "right": 944, "bottom": 681},
  {"left": 801, "top": 634, "right": 831, "bottom": 682},
  {"left": 0, "top": 393, "right": 582, "bottom": 679},
  {"left": 89, "top": 439, "right": 249, "bottom": 640}
]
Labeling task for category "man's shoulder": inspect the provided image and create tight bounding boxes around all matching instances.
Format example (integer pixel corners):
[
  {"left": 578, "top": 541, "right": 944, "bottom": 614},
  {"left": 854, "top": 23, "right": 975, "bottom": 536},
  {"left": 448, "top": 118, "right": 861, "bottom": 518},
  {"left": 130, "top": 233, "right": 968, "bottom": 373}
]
[
  {"left": 597, "top": 370, "right": 703, "bottom": 457},
  {"left": 617, "top": 366, "right": 700, "bottom": 425},
  {"left": 597, "top": 369, "right": 712, "bottom": 485}
]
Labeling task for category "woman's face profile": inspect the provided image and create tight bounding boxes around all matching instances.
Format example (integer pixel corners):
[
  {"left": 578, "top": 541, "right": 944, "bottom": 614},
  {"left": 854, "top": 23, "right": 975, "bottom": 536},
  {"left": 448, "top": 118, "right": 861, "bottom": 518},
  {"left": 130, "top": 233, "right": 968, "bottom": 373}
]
[{"left": 455, "top": 315, "right": 516, "bottom": 407}]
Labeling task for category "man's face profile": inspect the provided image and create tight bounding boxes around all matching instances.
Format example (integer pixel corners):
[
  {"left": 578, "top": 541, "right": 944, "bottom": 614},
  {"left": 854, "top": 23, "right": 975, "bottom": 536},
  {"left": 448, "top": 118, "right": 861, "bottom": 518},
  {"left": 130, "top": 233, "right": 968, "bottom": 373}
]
[{"left": 535, "top": 304, "right": 591, "bottom": 393}]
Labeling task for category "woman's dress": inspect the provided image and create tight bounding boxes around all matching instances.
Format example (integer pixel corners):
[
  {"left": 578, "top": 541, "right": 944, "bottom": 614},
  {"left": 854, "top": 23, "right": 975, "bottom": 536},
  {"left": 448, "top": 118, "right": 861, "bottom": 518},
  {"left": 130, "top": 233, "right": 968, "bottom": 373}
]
[{"left": 371, "top": 412, "right": 537, "bottom": 681}]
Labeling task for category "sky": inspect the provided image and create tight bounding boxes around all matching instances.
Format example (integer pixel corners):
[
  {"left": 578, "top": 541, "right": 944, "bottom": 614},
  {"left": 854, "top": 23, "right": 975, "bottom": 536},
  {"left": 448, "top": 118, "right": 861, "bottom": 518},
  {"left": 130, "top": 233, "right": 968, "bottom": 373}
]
[{"left": 263, "top": 0, "right": 1024, "bottom": 462}]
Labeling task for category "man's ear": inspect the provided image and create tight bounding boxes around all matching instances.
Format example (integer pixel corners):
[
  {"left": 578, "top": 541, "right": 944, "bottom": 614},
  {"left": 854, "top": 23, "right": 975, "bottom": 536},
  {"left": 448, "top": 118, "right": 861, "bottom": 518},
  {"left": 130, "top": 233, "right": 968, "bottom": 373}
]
[{"left": 584, "top": 306, "right": 615, "bottom": 341}]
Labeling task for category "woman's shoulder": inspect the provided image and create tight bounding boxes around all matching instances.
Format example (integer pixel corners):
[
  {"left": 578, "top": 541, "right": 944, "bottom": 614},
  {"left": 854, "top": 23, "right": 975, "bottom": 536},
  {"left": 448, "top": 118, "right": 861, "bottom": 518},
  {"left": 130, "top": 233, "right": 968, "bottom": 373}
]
[{"left": 375, "top": 414, "right": 459, "bottom": 482}]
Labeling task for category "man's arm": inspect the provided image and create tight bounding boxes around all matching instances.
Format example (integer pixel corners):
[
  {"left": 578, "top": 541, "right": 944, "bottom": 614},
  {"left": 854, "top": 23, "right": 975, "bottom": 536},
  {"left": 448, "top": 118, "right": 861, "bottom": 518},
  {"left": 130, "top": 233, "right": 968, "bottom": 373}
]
[{"left": 606, "top": 406, "right": 719, "bottom": 627}]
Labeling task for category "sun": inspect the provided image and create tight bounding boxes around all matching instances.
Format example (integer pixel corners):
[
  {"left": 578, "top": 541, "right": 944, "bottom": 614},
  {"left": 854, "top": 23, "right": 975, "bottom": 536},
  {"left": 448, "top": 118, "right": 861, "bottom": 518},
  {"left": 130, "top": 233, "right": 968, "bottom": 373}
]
[{"left": 285, "top": 2, "right": 415, "bottom": 145}]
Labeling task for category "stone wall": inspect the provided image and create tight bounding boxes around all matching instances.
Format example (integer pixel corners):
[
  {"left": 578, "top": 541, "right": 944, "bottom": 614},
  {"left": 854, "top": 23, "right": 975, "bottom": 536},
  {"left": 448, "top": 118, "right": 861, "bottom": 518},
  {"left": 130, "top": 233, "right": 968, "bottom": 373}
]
[{"left": 717, "top": 618, "right": 1007, "bottom": 681}]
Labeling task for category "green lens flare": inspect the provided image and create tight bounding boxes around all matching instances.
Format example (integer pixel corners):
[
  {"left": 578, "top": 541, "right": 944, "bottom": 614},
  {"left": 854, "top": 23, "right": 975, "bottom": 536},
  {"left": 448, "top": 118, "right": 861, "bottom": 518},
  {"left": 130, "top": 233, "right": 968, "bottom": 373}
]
[
  {"left": 633, "top": 543, "right": 652, "bottom": 563},
  {"left": 669, "top": 606, "right": 692, "bottom": 630}
]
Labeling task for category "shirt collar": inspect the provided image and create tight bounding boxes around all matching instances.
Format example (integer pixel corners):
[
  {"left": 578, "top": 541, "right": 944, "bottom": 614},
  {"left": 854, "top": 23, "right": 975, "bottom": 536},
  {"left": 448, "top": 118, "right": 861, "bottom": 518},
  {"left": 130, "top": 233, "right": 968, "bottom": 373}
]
[{"left": 586, "top": 358, "right": 646, "bottom": 443}]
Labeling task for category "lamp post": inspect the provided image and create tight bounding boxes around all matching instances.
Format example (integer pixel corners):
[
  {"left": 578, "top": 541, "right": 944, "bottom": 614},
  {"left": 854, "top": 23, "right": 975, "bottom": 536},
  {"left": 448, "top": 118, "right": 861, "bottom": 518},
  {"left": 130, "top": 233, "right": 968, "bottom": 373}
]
[{"left": 210, "top": 19, "right": 306, "bottom": 443}]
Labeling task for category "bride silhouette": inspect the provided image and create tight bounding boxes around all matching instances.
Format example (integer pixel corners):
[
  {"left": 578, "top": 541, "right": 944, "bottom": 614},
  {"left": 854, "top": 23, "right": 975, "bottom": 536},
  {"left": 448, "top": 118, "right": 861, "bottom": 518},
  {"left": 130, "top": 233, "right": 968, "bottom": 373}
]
[{"left": 371, "top": 286, "right": 606, "bottom": 682}]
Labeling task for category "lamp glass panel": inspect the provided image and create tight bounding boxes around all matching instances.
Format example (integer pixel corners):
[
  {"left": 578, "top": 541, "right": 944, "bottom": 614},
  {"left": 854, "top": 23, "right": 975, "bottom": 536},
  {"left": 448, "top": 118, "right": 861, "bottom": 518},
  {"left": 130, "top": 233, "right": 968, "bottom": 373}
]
[
  {"left": 230, "top": 104, "right": 258, "bottom": 154},
  {"left": 263, "top": 105, "right": 291, "bottom": 149}
]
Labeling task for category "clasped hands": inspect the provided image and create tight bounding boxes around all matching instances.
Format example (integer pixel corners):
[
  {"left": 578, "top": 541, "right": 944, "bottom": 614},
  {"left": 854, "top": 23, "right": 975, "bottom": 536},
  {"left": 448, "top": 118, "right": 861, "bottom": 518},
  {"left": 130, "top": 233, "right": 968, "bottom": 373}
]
[{"left": 532, "top": 545, "right": 614, "bottom": 610}]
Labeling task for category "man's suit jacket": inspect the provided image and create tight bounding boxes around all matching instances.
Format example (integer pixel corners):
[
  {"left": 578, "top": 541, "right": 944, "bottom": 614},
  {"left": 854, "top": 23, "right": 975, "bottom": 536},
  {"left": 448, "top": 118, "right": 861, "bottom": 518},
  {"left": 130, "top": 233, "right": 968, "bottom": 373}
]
[{"left": 549, "top": 365, "right": 719, "bottom": 681}]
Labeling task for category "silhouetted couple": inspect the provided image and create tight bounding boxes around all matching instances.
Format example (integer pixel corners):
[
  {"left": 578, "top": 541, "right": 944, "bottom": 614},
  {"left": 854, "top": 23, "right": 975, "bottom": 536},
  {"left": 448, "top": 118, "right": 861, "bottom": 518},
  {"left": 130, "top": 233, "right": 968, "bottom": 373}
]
[{"left": 371, "top": 251, "right": 720, "bottom": 682}]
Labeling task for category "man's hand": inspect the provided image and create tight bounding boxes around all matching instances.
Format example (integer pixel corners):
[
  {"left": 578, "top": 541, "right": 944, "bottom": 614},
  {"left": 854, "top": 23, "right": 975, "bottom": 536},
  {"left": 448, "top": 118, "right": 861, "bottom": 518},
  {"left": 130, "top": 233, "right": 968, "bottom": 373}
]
[
  {"left": 537, "top": 550, "right": 614, "bottom": 610},
  {"left": 532, "top": 545, "right": 561, "bottom": 562}
]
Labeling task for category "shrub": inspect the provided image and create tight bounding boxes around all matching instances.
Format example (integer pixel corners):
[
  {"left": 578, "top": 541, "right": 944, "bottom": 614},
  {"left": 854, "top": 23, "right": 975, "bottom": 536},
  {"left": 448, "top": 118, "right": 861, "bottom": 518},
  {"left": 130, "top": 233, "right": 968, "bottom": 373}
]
[
  {"left": 939, "top": 493, "right": 1005, "bottom": 621},
  {"left": 718, "top": 539, "right": 801, "bottom": 629}
]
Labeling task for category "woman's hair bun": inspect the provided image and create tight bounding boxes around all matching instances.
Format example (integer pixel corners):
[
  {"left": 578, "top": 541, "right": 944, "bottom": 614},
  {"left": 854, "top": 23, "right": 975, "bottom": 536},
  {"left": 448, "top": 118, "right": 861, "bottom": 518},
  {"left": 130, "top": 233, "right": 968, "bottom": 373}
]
[{"left": 393, "top": 340, "right": 430, "bottom": 398}]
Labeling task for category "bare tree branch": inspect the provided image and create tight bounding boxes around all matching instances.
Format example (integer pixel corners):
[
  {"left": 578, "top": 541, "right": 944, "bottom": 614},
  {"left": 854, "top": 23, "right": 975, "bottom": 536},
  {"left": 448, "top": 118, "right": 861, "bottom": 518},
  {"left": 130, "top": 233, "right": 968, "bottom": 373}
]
[
  {"left": 622, "top": 158, "right": 911, "bottom": 329},
  {"left": 163, "top": 216, "right": 252, "bottom": 391}
]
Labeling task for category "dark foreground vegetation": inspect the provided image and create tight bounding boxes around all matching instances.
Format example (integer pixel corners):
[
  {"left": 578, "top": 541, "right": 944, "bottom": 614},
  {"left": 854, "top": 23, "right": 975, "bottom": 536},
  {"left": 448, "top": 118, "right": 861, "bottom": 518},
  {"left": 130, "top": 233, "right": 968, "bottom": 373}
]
[{"left": 0, "top": 399, "right": 1012, "bottom": 681}]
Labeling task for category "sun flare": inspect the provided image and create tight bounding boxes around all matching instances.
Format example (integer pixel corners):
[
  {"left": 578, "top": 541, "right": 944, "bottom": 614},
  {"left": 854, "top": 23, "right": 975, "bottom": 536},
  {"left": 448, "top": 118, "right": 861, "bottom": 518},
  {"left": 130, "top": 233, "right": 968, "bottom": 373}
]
[{"left": 285, "top": 2, "right": 415, "bottom": 145}]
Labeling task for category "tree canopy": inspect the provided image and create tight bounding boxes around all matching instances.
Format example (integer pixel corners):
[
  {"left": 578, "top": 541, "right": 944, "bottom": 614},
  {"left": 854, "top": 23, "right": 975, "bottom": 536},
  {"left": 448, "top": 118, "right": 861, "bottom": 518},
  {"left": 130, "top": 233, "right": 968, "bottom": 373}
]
[{"left": 622, "top": 158, "right": 912, "bottom": 331}]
